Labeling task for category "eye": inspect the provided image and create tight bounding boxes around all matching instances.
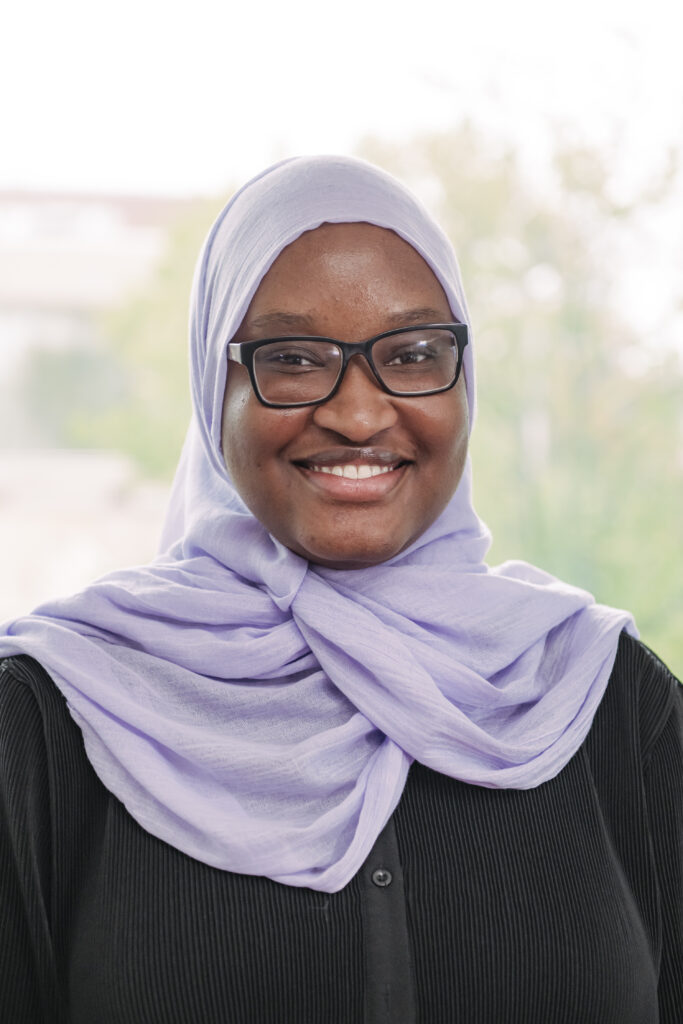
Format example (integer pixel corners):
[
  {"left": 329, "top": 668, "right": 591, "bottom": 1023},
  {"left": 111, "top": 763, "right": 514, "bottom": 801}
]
[
  {"left": 272, "top": 350, "right": 320, "bottom": 367},
  {"left": 383, "top": 341, "right": 437, "bottom": 366},
  {"left": 254, "top": 340, "right": 341, "bottom": 375},
  {"left": 259, "top": 343, "right": 327, "bottom": 371}
]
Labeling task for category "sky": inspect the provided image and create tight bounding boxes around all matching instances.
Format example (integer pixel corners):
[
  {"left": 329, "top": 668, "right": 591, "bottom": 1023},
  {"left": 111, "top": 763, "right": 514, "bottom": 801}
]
[
  {"left": 3, "top": 0, "right": 682, "bottom": 198},
  {"left": 2, "top": 0, "right": 682, "bottom": 353}
]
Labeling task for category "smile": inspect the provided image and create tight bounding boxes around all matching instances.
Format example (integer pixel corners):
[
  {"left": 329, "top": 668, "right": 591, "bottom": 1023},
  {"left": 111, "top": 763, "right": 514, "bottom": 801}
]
[
  {"left": 307, "top": 463, "right": 399, "bottom": 479},
  {"left": 294, "top": 457, "right": 411, "bottom": 502}
]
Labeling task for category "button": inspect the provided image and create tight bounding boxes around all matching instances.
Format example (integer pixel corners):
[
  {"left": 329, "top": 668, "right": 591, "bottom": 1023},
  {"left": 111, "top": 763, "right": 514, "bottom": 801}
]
[{"left": 371, "top": 867, "right": 393, "bottom": 888}]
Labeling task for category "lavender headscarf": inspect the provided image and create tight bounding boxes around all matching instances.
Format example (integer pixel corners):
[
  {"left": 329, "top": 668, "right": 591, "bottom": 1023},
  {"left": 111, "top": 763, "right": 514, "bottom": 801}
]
[{"left": 0, "top": 156, "right": 635, "bottom": 892}]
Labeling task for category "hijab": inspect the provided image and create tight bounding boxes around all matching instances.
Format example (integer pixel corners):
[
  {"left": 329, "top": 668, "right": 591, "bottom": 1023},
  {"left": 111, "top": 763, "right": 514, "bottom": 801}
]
[{"left": 0, "top": 155, "right": 635, "bottom": 892}]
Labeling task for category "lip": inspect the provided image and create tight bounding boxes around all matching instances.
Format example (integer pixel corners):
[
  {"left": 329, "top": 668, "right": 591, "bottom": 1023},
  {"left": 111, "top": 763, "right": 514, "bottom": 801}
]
[
  {"left": 291, "top": 447, "right": 413, "bottom": 501},
  {"left": 295, "top": 447, "right": 409, "bottom": 468},
  {"left": 295, "top": 460, "right": 411, "bottom": 501}
]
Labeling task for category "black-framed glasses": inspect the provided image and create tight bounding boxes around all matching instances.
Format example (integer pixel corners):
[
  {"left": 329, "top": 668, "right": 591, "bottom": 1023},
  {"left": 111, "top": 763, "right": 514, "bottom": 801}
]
[{"left": 227, "top": 323, "right": 468, "bottom": 408}]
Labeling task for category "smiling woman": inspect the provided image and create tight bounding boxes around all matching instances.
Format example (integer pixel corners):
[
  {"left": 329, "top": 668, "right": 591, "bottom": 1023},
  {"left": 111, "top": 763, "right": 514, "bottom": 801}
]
[
  {"left": 222, "top": 222, "right": 469, "bottom": 569},
  {"left": 0, "top": 156, "right": 681, "bottom": 1023}
]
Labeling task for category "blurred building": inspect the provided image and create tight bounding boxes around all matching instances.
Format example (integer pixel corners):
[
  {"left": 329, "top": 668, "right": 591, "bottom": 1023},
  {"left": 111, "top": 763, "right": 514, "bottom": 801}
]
[
  {"left": 0, "top": 449, "right": 170, "bottom": 620},
  {"left": 0, "top": 191, "right": 192, "bottom": 615},
  {"left": 0, "top": 189, "right": 193, "bottom": 393}
]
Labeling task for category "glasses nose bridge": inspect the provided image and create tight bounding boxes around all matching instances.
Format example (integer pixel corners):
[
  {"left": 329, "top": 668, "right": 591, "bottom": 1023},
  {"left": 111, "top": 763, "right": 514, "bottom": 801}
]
[
  {"left": 312, "top": 338, "right": 399, "bottom": 436},
  {"left": 336, "top": 338, "right": 385, "bottom": 393}
]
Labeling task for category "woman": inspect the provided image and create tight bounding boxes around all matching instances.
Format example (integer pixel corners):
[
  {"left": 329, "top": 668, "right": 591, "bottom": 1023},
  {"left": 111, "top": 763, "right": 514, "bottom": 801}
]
[{"left": 1, "top": 156, "right": 680, "bottom": 1023}]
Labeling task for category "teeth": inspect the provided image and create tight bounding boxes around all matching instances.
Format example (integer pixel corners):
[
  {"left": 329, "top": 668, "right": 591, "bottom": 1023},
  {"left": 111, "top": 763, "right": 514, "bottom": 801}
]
[{"left": 309, "top": 463, "right": 397, "bottom": 478}]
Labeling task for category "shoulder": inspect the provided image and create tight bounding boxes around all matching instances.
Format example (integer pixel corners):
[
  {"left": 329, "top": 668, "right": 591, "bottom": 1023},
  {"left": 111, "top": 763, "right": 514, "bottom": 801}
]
[
  {"left": 1, "top": 654, "right": 110, "bottom": 887},
  {"left": 0, "top": 653, "right": 70, "bottom": 721},
  {"left": 1, "top": 655, "right": 67, "bottom": 794},
  {"left": 605, "top": 632, "right": 680, "bottom": 757},
  {"left": 0, "top": 658, "right": 62, "bottom": 913},
  {"left": 1, "top": 655, "right": 80, "bottom": 767},
  {"left": 0, "top": 654, "right": 93, "bottom": 810},
  {"left": 585, "top": 631, "right": 681, "bottom": 781},
  {"left": 0, "top": 655, "right": 60, "bottom": 761}
]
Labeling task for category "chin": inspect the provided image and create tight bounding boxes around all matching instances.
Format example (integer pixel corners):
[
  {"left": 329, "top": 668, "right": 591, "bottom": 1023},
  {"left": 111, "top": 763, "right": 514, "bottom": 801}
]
[{"left": 292, "top": 531, "right": 410, "bottom": 571}]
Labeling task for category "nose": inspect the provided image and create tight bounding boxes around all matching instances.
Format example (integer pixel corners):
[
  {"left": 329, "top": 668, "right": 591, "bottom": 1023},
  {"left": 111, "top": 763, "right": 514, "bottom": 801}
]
[{"left": 312, "top": 355, "right": 399, "bottom": 440}]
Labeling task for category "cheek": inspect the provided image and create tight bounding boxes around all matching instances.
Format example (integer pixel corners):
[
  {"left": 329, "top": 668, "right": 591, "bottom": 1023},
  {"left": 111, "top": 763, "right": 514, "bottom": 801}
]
[
  {"left": 221, "top": 378, "right": 307, "bottom": 505},
  {"left": 415, "top": 389, "right": 469, "bottom": 514},
  {"left": 419, "top": 386, "right": 469, "bottom": 463},
  {"left": 446, "top": 392, "right": 470, "bottom": 484},
  {"left": 223, "top": 411, "right": 272, "bottom": 486},
  {"left": 448, "top": 393, "right": 470, "bottom": 465},
  {"left": 221, "top": 376, "right": 270, "bottom": 489},
  {"left": 221, "top": 367, "right": 282, "bottom": 478},
  {"left": 221, "top": 367, "right": 251, "bottom": 458}
]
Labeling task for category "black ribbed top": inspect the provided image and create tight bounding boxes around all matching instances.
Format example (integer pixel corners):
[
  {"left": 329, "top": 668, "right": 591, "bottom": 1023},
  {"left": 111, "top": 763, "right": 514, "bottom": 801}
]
[{"left": 1, "top": 634, "right": 681, "bottom": 1023}]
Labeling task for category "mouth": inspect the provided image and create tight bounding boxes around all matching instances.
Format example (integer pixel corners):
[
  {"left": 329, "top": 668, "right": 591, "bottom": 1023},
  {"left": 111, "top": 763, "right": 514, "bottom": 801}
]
[
  {"left": 292, "top": 448, "right": 412, "bottom": 499},
  {"left": 306, "top": 461, "right": 403, "bottom": 479}
]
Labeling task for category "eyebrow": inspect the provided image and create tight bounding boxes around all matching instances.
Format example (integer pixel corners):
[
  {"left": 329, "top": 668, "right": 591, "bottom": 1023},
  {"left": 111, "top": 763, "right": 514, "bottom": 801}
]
[
  {"left": 247, "top": 307, "right": 453, "bottom": 335},
  {"left": 249, "top": 312, "right": 319, "bottom": 333}
]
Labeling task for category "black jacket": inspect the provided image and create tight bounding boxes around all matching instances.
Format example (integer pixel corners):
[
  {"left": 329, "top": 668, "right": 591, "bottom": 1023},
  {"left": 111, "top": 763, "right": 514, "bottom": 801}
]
[{"left": 1, "top": 634, "right": 681, "bottom": 1023}]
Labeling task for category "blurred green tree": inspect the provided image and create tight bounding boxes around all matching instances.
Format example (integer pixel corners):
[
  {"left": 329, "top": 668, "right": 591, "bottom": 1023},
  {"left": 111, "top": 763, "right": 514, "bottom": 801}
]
[
  {"left": 22, "top": 197, "right": 222, "bottom": 476},
  {"left": 71, "top": 197, "right": 224, "bottom": 477},
  {"left": 359, "top": 127, "right": 683, "bottom": 672}
]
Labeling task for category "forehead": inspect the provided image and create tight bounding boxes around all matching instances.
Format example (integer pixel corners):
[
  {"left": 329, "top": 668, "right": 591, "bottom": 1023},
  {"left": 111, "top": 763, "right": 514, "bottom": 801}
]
[{"left": 240, "top": 222, "right": 452, "bottom": 334}]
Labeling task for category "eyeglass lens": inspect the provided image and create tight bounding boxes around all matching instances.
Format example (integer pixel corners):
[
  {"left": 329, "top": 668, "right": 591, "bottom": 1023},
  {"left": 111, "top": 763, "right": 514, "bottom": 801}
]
[{"left": 252, "top": 328, "right": 459, "bottom": 405}]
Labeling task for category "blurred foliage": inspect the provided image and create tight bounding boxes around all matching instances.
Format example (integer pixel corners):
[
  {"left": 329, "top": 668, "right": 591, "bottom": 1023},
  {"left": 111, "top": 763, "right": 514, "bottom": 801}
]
[
  {"left": 22, "top": 343, "right": 126, "bottom": 442},
  {"left": 22, "top": 197, "right": 222, "bottom": 476},
  {"left": 74, "top": 197, "right": 225, "bottom": 476},
  {"left": 20, "top": 126, "right": 683, "bottom": 673},
  {"left": 359, "top": 126, "right": 683, "bottom": 673}
]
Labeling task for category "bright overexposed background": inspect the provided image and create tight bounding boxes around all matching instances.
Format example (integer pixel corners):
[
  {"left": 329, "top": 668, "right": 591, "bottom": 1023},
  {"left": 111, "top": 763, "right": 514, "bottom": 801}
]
[
  {"left": 1, "top": 0, "right": 682, "bottom": 671},
  {"left": 3, "top": 0, "right": 682, "bottom": 198}
]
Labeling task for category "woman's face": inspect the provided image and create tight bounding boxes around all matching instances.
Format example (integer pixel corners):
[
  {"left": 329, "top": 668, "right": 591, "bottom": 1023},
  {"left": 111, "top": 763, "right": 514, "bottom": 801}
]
[{"left": 221, "top": 222, "right": 469, "bottom": 569}]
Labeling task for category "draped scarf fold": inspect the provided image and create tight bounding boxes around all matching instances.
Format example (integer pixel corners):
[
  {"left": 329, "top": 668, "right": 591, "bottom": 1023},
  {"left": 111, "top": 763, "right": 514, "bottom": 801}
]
[{"left": 0, "top": 155, "right": 635, "bottom": 891}]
